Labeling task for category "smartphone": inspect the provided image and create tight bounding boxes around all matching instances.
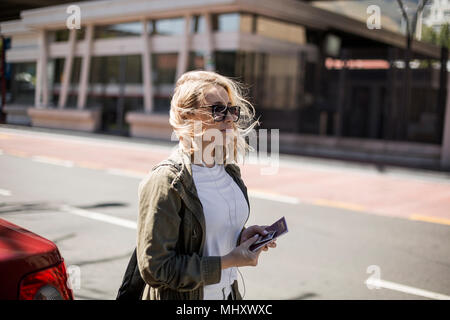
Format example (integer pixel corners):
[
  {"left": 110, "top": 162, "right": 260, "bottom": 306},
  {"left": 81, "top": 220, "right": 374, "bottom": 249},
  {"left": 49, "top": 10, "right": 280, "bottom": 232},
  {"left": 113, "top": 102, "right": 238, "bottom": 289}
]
[{"left": 249, "top": 217, "right": 288, "bottom": 252}]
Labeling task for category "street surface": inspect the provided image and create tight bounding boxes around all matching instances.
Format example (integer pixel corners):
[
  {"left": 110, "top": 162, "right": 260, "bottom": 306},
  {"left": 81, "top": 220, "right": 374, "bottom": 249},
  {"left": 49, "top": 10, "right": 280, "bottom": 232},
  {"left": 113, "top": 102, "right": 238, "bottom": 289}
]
[{"left": 1, "top": 124, "right": 449, "bottom": 300}]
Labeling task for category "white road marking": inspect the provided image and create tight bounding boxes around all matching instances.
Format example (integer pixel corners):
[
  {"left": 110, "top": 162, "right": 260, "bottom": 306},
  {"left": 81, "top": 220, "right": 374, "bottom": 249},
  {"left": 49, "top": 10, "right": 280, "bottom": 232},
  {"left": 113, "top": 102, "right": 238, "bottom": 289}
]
[
  {"left": 0, "top": 189, "right": 11, "bottom": 196},
  {"left": 365, "top": 279, "right": 450, "bottom": 300},
  {"left": 106, "top": 168, "right": 145, "bottom": 179},
  {"left": 59, "top": 204, "right": 137, "bottom": 230},
  {"left": 248, "top": 189, "right": 300, "bottom": 205},
  {"left": 32, "top": 156, "right": 74, "bottom": 167},
  {"left": 0, "top": 127, "right": 175, "bottom": 154}
]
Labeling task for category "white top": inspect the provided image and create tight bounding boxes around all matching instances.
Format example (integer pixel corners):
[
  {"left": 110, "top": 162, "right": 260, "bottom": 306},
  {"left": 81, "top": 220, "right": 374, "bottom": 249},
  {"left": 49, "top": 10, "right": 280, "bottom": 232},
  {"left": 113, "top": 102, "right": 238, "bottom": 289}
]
[{"left": 191, "top": 161, "right": 249, "bottom": 300}]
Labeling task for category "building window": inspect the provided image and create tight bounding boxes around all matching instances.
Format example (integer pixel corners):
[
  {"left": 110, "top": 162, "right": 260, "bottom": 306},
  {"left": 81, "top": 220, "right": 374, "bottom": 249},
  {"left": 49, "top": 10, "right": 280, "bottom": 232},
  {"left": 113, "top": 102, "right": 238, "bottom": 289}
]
[
  {"left": 94, "top": 22, "right": 142, "bottom": 39},
  {"left": 256, "top": 16, "right": 306, "bottom": 44},
  {"left": 52, "top": 58, "right": 65, "bottom": 85},
  {"left": 90, "top": 55, "right": 142, "bottom": 84},
  {"left": 49, "top": 28, "right": 85, "bottom": 42},
  {"left": 192, "top": 15, "right": 205, "bottom": 34},
  {"left": 87, "top": 55, "right": 143, "bottom": 131},
  {"left": 8, "top": 62, "right": 36, "bottom": 105},
  {"left": 70, "top": 57, "right": 82, "bottom": 84},
  {"left": 49, "top": 57, "right": 82, "bottom": 107},
  {"left": 212, "top": 13, "right": 254, "bottom": 33},
  {"left": 213, "top": 13, "right": 239, "bottom": 32},
  {"left": 152, "top": 53, "right": 177, "bottom": 85},
  {"left": 150, "top": 18, "right": 184, "bottom": 36},
  {"left": 151, "top": 53, "right": 178, "bottom": 113},
  {"left": 214, "top": 51, "right": 237, "bottom": 77},
  {"left": 188, "top": 51, "right": 205, "bottom": 70}
]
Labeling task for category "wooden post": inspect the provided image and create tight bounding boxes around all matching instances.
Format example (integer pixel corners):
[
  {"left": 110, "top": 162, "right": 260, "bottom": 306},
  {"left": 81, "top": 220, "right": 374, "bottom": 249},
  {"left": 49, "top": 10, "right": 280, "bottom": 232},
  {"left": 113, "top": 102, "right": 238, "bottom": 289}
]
[
  {"left": 335, "top": 49, "right": 349, "bottom": 137},
  {"left": 441, "top": 73, "right": 450, "bottom": 169},
  {"left": 77, "top": 24, "right": 93, "bottom": 110},
  {"left": 35, "top": 29, "right": 48, "bottom": 108},
  {"left": 141, "top": 19, "right": 154, "bottom": 113},
  {"left": 58, "top": 28, "right": 76, "bottom": 109},
  {"left": 176, "top": 15, "right": 192, "bottom": 81},
  {"left": 204, "top": 13, "right": 215, "bottom": 71}
]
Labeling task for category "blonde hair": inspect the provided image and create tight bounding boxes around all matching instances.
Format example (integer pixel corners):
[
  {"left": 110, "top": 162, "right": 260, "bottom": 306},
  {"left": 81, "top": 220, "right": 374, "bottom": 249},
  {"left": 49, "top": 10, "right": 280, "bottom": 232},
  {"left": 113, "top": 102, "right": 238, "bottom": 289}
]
[{"left": 169, "top": 70, "right": 260, "bottom": 165}]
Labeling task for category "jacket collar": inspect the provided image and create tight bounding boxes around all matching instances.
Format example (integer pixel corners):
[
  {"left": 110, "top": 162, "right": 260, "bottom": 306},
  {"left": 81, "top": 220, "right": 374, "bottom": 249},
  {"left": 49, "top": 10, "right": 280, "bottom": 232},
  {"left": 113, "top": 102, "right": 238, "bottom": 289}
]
[
  {"left": 166, "top": 143, "right": 196, "bottom": 191},
  {"left": 166, "top": 143, "right": 234, "bottom": 191}
]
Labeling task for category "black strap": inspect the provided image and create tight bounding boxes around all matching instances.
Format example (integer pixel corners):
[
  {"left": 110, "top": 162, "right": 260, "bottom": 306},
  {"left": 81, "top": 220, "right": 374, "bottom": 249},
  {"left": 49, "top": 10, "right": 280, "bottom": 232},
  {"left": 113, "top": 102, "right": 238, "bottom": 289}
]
[{"left": 116, "top": 248, "right": 144, "bottom": 300}]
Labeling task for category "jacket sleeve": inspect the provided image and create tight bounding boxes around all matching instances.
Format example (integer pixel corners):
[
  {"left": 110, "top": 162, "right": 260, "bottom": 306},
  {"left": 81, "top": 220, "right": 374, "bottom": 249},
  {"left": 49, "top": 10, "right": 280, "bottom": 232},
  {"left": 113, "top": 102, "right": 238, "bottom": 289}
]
[{"left": 136, "top": 166, "right": 222, "bottom": 292}]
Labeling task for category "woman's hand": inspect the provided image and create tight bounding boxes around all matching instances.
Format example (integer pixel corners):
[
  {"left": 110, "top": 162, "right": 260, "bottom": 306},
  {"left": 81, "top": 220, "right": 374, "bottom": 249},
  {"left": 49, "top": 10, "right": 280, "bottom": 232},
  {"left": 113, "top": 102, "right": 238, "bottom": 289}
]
[
  {"left": 240, "top": 225, "right": 277, "bottom": 252},
  {"left": 221, "top": 235, "right": 264, "bottom": 269}
]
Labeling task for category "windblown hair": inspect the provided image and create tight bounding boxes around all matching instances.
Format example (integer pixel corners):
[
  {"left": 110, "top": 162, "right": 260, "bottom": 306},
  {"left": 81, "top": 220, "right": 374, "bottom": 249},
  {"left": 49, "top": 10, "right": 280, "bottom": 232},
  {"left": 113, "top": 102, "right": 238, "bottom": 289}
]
[{"left": 169, "top": 70, "right": 260, "bottom": 165}]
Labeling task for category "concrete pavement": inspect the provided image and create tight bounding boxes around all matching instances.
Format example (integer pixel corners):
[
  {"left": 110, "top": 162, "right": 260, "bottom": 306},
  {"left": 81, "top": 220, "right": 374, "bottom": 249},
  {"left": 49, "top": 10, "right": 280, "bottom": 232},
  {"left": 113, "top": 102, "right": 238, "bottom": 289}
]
[
  {"left": 1, "top": 124, "right": 449, "bottom": 300},
  {"left": 1, "top": 124, "right": 449, "bottom": 226}
]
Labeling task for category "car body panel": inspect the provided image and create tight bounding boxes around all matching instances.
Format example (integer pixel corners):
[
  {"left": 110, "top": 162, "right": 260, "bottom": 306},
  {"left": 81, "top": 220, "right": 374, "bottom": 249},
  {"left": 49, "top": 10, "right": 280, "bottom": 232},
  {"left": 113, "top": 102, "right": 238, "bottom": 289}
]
[{"left": 0, "top": 218, "right": 62, "bottom": 299}]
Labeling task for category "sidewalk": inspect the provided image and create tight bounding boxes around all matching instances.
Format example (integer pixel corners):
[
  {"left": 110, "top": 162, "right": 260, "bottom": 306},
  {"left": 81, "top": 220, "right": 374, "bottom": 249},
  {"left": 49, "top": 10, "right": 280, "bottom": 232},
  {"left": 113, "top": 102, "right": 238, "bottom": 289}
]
[{"left": 1, "top": 124, "right": 450, "bottom": 225}]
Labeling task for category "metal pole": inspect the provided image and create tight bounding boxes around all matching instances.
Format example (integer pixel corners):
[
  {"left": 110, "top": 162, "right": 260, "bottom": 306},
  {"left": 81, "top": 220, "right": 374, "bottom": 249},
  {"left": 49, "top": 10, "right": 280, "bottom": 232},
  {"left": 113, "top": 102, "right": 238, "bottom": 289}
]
[
  {"left": 0, "top": 36, "right": 6, "bottom": 123},
  {"left": 438, "top": 46, "right": 449, "bottom": 144},
  {"left": 116, "top": 55, "right": 127, "bottom": 135}
]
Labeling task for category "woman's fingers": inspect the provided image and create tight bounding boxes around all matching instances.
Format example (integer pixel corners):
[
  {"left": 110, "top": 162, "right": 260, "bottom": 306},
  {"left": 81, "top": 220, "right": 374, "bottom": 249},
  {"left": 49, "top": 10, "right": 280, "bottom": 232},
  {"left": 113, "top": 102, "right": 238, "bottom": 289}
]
[
  {"left": 242, "top": 234, "right": 259, "bottom": 248},
  {"left": 257, "top": 225, "right": 269, "bottom": 235},
  {"left": 262, "top": 239, "right": 277, "bottom": 251},
  {"left": 250, "top": 225, "right": 269, "bottom": 236}
]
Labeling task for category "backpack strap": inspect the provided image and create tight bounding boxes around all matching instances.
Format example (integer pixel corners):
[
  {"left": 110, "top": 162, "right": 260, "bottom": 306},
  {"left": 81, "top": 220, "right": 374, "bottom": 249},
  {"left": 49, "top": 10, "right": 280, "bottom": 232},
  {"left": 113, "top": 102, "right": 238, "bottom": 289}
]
[{"left": 151, "top": 159, "right": 180, "bottom": 171}]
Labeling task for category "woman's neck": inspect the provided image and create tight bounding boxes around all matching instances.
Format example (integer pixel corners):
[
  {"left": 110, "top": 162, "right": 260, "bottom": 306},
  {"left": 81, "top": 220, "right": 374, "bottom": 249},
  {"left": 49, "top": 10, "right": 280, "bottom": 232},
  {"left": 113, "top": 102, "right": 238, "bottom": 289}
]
[{"left": 190, "top": 142, "right": 218, "bottom": 167}]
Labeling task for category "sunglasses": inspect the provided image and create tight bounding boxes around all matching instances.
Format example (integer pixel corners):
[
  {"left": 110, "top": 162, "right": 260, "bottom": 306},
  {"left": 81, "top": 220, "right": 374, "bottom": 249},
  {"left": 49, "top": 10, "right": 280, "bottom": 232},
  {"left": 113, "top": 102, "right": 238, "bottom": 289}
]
[{"left": 205, "top": 104, "right": 241, "bottom": 122}]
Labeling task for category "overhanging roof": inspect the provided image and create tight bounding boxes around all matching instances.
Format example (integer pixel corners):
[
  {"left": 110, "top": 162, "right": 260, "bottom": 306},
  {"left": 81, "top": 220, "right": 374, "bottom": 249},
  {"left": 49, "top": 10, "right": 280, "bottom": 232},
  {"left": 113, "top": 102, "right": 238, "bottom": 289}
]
[
  {"left": 0, "top": 0, "right": 446, "bottom": 59},
  {"left": 0, "top": 0, "right": 92, "bottom": 23}
]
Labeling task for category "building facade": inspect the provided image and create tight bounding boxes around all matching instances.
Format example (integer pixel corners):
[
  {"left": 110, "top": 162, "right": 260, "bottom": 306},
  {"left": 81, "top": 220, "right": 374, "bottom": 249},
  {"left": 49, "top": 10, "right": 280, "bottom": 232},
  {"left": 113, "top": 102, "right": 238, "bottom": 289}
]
[{"left": 1, "top": 0, "right": 450, "bottom": 169}]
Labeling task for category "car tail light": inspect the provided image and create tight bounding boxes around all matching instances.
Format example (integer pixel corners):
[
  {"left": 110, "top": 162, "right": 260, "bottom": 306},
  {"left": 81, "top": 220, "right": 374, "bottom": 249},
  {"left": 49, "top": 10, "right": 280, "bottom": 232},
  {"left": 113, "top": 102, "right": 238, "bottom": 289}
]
[{"left": 19, "top": 261, "right": 74, "bottom": 300}]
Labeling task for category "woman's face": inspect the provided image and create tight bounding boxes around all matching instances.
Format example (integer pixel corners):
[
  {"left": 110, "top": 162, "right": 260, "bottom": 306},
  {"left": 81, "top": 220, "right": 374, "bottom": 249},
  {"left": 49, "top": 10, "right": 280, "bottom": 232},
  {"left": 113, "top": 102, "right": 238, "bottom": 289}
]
[{"left": 196, "top": 85, "right": 235, "bottom": 144}]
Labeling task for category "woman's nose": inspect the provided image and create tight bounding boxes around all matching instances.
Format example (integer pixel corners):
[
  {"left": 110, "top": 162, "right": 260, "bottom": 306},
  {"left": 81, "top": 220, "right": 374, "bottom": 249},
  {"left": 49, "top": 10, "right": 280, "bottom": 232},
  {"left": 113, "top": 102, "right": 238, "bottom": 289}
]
[{"left": 224, "top": 110, "right": 233, "bottom": 123}]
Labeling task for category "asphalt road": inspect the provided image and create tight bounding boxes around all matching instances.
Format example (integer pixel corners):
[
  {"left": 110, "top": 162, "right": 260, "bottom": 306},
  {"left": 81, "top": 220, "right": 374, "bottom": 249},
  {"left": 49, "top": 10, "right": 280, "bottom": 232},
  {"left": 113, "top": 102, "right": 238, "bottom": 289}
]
[{"left": 1, "top": 125, "right": 449, "bottom": 300}]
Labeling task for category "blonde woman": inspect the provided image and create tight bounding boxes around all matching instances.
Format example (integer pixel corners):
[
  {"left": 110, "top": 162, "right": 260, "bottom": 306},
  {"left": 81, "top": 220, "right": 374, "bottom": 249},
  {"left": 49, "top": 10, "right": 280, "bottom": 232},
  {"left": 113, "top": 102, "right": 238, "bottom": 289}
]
[{"left": 136, "top": 70, "right": 276, "bottom": 300}]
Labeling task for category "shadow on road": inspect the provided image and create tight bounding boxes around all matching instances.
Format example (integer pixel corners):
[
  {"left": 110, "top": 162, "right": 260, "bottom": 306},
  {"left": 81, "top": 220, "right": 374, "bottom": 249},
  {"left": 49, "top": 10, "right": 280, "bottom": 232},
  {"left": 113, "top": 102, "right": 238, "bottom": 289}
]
[
  {"left": 291, "top": 292, "right": 318, "bottom": 300},
  {"left": 0, "top": 201, "right": 129, "bottom": 215}
]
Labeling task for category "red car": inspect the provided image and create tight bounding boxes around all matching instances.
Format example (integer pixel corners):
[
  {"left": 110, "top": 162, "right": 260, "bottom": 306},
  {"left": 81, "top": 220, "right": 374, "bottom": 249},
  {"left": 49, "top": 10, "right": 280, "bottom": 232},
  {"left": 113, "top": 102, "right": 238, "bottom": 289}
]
[{"left": 0, "top": 218, "right": 74, "bottom": 300}]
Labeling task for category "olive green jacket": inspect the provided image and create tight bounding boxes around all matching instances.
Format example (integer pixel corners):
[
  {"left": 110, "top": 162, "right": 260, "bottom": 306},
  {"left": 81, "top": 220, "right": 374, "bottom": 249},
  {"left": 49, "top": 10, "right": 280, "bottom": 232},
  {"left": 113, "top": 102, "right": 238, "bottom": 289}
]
[{"left": 136, "top": 145, "right": 250, "bottom": 300}]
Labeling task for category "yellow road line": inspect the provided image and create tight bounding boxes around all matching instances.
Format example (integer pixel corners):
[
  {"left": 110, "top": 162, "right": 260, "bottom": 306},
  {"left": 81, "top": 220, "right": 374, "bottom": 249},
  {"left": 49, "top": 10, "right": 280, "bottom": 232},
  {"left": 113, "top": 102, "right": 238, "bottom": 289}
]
[
  {"left": 409, "top": 214, "right": 450, "bottom": 226},
  {"left": 6, "top": 150, "right": 28, "bottom": 158},
  {"left": 3, "top": 149, "right": 449, "bottom": 227},
  {"left": 247, "top": 189, "right": 368, "bottom": 213}
]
